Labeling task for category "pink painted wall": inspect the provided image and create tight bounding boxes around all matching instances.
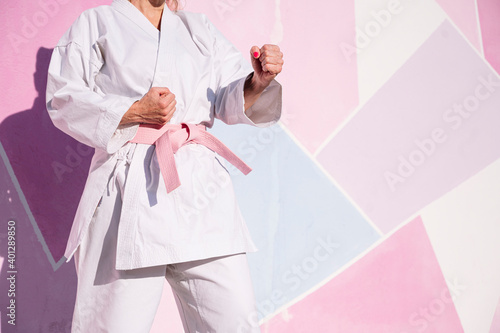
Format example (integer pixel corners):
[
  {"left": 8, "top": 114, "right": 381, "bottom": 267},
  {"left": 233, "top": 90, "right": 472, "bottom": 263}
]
[
  {"left": 273, "top": 1, "right": 359, "bottom": 152},
  {"left": 435, "top": 0, "right": 481, "bottom": 51},
  {"left": 477, "top": 0, "right": 500, "bottom": 73},
  {"left": 489, "top": 298, "right": 500, "bottom": 333},
  {"left": 261, "top": 217, "right": 464, "bottom": 332}
]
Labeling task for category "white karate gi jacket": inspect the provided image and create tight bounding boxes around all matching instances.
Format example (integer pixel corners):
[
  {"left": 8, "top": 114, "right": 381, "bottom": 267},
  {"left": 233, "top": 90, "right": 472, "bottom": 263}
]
[{"left": 46, "top": 0, "right": 282, "bottom": 270}]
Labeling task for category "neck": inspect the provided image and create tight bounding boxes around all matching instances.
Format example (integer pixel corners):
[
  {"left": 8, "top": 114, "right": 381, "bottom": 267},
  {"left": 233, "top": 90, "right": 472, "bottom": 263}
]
[
  {"left": 129, "top": 0, "right": 165, "bottom": 29},
  {"left": 129, "top": 0, "right": 165, "bottom": 12}
]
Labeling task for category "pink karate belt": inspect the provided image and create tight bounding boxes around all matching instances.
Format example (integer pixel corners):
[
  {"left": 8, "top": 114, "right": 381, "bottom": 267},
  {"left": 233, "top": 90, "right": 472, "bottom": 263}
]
[{"left": 129, "top": 123, "right": 252, "bottom": 193}]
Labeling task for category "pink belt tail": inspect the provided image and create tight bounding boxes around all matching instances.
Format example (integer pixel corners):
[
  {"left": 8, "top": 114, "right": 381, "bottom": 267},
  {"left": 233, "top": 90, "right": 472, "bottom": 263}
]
[{"left": 129, "top": 123, "right": 252, "bottom": 193}]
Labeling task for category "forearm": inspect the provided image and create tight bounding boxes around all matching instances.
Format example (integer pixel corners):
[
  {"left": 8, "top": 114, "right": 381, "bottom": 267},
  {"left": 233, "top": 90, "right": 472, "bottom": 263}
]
[
  {"left": 119, "top": 101, "right": 142, "bottom": 126},
  {"left": 243, "top": 73, "right": 269, "bottom": 112}
]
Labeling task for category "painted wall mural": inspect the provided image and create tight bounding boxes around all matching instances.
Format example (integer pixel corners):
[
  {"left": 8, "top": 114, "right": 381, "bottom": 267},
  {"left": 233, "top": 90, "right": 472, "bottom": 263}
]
[{"left": 0, "top": 0, "right": 499, "bottom": 332}]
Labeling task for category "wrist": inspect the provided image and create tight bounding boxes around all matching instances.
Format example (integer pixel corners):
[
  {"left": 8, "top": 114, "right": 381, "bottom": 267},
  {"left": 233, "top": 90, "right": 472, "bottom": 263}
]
[
  {"left": 120, "top": 100, "right": 141, "bottom": 125},
  {"left": 245, "top": 72, "right": 268, "bottom": 94}
]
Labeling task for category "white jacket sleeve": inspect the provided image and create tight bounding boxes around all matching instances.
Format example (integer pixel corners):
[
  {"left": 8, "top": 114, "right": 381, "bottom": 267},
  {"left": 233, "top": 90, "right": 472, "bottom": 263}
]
[
  {"left": 207, "top": 18, "right": 282, "bottom": 127},
  {"left": 46, "top": 38, "right": 138, "bottom": 154}
]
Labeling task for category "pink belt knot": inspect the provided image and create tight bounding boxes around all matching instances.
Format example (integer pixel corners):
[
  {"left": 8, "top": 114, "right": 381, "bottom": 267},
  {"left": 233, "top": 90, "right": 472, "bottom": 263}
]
[{"left": 129, "top": 123, "right": 252, "bottom": 193}]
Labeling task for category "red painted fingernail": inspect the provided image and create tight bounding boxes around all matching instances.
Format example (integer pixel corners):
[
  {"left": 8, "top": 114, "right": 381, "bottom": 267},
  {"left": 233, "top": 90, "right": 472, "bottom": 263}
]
[{"left": 253, "top": 52, "right": 259, "bottom": 58}]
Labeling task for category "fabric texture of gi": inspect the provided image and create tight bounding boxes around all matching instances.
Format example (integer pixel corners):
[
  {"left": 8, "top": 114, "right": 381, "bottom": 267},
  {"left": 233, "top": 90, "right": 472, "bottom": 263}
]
[{"left": 45, "top": 0, "right": 282, "bottom": 270}]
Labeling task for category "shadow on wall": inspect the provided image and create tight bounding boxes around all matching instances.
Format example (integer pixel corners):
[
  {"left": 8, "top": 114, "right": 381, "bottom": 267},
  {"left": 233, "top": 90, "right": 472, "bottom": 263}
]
[
  {"left": 0, "top": 47, "right": 91, "bottom": 332},
  {"left": 0, "top": 47, "right": 93, "bottom": 260}
]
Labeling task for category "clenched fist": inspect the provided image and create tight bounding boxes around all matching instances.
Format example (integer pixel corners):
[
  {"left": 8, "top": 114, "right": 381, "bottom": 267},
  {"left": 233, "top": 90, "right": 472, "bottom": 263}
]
[
  {"left": 120, "top": 87, "right": 177, "bottom": 126},
  {"left": 250, "top": 44, "right": 284, "bottom": 89}
]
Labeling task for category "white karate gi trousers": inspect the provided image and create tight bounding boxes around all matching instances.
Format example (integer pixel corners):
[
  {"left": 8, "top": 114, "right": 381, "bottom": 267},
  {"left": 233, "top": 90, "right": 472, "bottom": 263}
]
[{"left": 71, "top": 171, "right": 261, "bottom": 333}]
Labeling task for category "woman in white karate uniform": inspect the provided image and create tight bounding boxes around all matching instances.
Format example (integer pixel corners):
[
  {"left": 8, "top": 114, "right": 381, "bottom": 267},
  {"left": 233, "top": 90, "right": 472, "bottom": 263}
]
[{"left": 45, "top": 0, "right": 283, "bottom": 332}]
